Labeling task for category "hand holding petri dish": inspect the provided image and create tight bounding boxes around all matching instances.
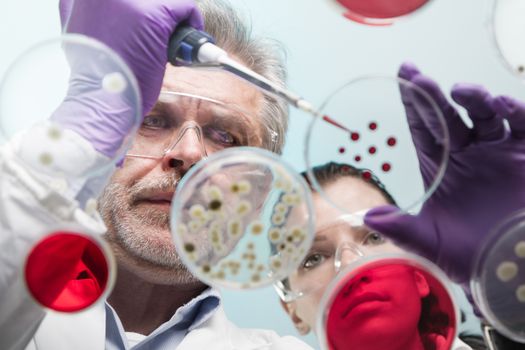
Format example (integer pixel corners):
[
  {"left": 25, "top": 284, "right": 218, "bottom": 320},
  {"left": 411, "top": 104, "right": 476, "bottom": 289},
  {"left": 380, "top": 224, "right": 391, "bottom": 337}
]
[
  {"left": 0, "top": 34, "right": 141, "bottom": 178},
  {"left": 171, "top": 147, "right": 315, "bottom": 289}
]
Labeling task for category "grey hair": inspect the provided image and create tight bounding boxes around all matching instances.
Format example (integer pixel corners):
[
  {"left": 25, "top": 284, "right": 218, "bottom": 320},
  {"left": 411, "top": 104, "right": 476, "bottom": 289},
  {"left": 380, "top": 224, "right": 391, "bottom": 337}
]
[{"left": 196, "top": 0, "right": 289, "bottom": 154}]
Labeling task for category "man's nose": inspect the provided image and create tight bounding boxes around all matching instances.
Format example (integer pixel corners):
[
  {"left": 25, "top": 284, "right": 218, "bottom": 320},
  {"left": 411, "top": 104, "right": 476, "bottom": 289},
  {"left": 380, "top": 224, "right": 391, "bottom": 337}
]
[{"left": 161, "top": 123, "right": 207, "bottom": 172}]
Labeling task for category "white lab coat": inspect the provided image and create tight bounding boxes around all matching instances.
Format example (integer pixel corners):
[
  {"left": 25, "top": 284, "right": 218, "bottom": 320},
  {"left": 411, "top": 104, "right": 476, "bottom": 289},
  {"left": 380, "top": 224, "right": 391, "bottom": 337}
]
[{"left": 21, "top": 303, "right": 311, "bottom": 350}]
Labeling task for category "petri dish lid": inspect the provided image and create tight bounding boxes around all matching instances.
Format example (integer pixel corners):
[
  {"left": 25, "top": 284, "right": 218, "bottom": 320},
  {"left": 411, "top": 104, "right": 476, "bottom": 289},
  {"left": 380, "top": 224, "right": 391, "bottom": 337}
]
[
  {"left": 305, "top": 75, "right": 449, "bottom": 221},
  {"left": 329, "top": 0, "right": 433, "bottom": 26},
  {"left": 24, "top": 228, "right": 115, "bottom": 313},
  {"left": 317, "top": 253, "right": 459, "bottom": 350},
  {"left": 471, "top": 209, "right": 525, "bottom": 343},
  {"left": 171, "top": 147, "right": 315, "bottom": 290},
  {"left": 489, "top": 0, "right": 525, "bottom": 79}
]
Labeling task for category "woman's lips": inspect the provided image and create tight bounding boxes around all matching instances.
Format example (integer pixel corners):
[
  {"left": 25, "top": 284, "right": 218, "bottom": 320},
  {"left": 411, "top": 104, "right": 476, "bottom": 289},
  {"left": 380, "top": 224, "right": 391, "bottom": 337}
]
[{"left": 340, "top": 292, "right": 388, "bottom": 318}]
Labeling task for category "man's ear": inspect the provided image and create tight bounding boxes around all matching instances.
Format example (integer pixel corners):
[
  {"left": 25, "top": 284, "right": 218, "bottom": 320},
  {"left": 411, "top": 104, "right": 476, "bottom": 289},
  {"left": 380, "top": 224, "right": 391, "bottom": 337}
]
[
  {"left": 279, "top": 299, "right": 311, "bottom": 335},
  {"left": 413, "top": 270, "right": 430, "bottom": 298}
]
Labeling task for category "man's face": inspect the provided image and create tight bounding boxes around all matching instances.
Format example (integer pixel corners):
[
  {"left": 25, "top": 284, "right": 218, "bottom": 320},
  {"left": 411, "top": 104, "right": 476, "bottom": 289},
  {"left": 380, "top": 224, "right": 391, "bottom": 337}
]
[{"left": 99, "top": 64, "right": 264, "bottom": 283}]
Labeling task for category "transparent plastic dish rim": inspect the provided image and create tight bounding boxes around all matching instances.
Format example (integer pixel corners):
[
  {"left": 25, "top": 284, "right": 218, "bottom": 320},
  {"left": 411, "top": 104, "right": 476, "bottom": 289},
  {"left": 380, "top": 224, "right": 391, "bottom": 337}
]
[
  {"left": 471, "top": 208, "right": 525, "bottom": 343},
  {"left": 487, "top": 0, "right": 525, "bottom": 81},
  {"left": 315, "top": 252, "right": 460, "bottom": 350},
  {"left": 326, "top": 0, "right": 436, "bottom": 26},
  {"left": 0, "top": 33, "right": 142, "bottom": 174},
  {"left": 304, "top": 74, "right": 450, "bottom": 220},
  {"left": 170, "top": 146, "right": 316, "bottom": 290},
  {"left": 23, "top": 224, "right": 117, "bottom": 313}
]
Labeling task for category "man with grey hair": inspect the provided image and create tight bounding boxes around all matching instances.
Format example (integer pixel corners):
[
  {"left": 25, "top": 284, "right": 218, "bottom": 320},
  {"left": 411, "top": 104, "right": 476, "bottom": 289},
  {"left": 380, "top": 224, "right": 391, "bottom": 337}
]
[{"left": 0, "top": 0, "right": 312, "bottom": 349}]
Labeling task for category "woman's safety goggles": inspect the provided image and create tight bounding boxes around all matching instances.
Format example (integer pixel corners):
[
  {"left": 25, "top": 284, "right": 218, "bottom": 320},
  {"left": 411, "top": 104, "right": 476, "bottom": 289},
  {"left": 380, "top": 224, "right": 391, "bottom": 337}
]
[{"left": 274, "top": 212, "right": 400, "bottom": 302}]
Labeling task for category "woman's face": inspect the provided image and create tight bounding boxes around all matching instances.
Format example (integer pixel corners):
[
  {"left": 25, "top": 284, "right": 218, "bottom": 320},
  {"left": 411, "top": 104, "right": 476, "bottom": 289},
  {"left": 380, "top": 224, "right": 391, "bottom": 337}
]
[{"left": 284, "top": 177, "right": 407, "bottom": 333}]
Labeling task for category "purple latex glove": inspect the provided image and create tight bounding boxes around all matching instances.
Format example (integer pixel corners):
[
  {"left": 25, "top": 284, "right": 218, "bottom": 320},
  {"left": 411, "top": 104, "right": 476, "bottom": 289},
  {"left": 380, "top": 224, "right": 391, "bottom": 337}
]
[
  {"left": 52, "top": 0, "right": 203, "bottom": 158},
  {"left": 364, "top": 62, "right": 525, "bottom": 284}
]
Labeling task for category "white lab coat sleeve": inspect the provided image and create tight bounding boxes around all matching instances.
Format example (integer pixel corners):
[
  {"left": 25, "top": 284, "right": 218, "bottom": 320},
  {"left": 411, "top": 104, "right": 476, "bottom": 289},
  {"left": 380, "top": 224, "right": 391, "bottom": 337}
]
[{"left": 0, "top": 124, "right": 113, "bottom": 350}]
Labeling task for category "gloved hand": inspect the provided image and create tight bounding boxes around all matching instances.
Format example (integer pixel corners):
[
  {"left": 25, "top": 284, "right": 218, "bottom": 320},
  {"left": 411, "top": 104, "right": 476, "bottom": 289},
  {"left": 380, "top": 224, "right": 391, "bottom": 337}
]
[
  {"left": 52, "top": 0, "right": 203, "bottom": 158},
  {"left": 364, "top": 62, "right": 525, "bottom": 284}
]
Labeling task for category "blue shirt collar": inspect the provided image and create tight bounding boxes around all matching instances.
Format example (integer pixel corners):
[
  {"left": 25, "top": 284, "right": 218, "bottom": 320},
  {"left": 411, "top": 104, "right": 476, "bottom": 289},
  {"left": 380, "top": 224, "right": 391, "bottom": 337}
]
[{"left": 105, "top": 288, "right": 221, "bottom": 350}]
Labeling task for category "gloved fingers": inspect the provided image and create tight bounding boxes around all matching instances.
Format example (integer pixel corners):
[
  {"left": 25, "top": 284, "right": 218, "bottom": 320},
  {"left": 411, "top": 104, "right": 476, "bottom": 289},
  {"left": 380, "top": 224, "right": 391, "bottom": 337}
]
[
  {"left": 59, "top": 0, "right": 74, "bottom": 30},
  {"left": 409, "top": 73, "right": 471, "bottom": 152},
  {"left": 168, "top": 0, "right": 204, "bottom": 30},
  {"left": 491, "top": 95, "right": 525, "bottom": 139},
  {"left": 364, "top": 205, "right": 438, "bottom": 261},
  {"left": 398, "top": 63, "right": 442, "bottom": 157},
  {"left": 451, "top": 83, "right": 505, "bottom": 142}
]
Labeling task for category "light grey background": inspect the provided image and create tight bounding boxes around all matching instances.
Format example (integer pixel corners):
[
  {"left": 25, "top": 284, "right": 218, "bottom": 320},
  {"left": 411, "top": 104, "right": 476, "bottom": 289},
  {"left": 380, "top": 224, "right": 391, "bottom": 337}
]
[{"left": 2, "top": 0, "right": 524, "bottom": 348}]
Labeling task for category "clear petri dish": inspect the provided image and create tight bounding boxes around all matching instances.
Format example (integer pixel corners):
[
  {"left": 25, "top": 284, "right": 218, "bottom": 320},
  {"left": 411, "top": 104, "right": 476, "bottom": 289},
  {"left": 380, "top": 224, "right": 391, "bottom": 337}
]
[
  {"left": 24, "top": 228, "right": 115, "bottom": 313},
  {"left": 317, "top": 253, "right": 459, "bottom": 350},
  {"left": 305, "top": 75, "right": 449, "bottom": 221},
  {"left": 0, "top": 34, "right": 141, "bottom": 177},
  {"left": 171, "top": 147, "right": 315, "bottom": 290},
  {"left": 471, "top": 209, "right": 525, "bottom": 343},
  {"left": 329, "top": 0, "right": 433, "bottom": 26},
  {"left": 489, "top": 0, "right": 525, "bottom": 79}
]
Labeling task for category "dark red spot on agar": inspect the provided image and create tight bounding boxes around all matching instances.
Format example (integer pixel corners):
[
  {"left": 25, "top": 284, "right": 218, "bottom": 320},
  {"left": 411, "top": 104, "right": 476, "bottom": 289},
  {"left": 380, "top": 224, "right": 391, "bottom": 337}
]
[
  {"left": 342, "top": 165, "right": 351, "bottom": 172},
  {"left": 339, "top": 147, "right": 346, "bottom": 154},
  {"left": 382, "top": 163, "right": 391, "bottom": 172},
  {"left": 368, "top": 146, "right": 377, "bottom": 155},
  {"left": 361, "top": 170, "right": 372, "bottom": 180},
  {"left": 387, "top": 137, "right": 397, "bottom": 147},
  {"left": 354, "top": 155, "right": 361, "bottom": 162},
  {"left": 350, "top": 132, "right": 360, "bottom": 141},
  {"left": 369, "top": 122, "right": 377, "bottom": 131}
]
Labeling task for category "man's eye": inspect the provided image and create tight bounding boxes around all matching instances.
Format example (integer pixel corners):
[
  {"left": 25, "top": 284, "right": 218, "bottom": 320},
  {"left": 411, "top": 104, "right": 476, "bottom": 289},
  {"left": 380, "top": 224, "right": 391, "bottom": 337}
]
[
  {"left": 363, "top": 231, "right": 385, "bottom": 246},
  {"left": 302, "top": 253, "right": 325, "bottom": 270},
  {"left": 142, "top": 115, "right": 169, "bottom": 129},
  {"left": 204, "top": 127, "right": 238, "bottom": 146}
]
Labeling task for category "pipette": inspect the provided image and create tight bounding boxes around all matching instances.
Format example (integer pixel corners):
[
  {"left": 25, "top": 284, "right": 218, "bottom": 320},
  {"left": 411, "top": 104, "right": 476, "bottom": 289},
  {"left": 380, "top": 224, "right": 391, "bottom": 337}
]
[{"left": 168, "top": 27, "right": 350, "bottom": 133}]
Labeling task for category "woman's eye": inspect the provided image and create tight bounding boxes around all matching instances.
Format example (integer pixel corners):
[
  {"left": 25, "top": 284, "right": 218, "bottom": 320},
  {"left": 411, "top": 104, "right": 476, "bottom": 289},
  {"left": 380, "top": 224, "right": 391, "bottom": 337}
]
[
  {"left": 205, "top": 127, "right": 238, "bottom": 146},
  {"left": 142, "top": 115, "right": 169, "bottom": 129},
  {"left": 364, "top": 231, "right": 385, "bottom": 246},
  {"left": 302, "top": 253, "right": 325, "bottom": 270}
]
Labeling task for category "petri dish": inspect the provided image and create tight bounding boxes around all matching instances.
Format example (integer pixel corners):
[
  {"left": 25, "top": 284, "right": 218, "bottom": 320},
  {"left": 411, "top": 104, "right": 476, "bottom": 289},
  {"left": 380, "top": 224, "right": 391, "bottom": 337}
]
[
  {"left": 329, "top": 0, "right": 433, "bottom": 26},
  {"left": 490, "top": 0, "right": 525, "bottom": 79},
  {"left": 317, "top": 253, "right": 459, "bottom": 350},
  {"left": 472, "top": 209, "right": 525, "bottom": 342},
  {"left": 171, "top": 147, "right": 315, "bottom": 290},
  {"left": 0, "top": 34, "right": 141, "bottom": 178},
  {"left": 24, "top": 229, "right": 115, "bottom": 313},
  {"left": 305, "top": 75, "right": 449, "bottom": 221}
]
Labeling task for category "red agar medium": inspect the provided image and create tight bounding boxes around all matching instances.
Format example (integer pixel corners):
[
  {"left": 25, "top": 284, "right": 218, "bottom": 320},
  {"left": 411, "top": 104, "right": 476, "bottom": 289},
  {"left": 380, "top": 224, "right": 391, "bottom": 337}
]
[
  {"left": 336, "top": 0, "right": 429, "bottom": 21},
  {"left": 324, "top": 262, "right": 456, "bottom": 350},
  {"left": 25, "top": 232, "right": 110, "bottom": 312}
]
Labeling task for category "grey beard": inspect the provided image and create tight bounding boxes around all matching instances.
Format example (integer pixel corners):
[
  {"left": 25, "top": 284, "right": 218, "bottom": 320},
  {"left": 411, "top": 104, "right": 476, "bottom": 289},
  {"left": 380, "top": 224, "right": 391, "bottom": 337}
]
[{"left": 98, "top": 176, "right": 198, "bottom": 284}]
